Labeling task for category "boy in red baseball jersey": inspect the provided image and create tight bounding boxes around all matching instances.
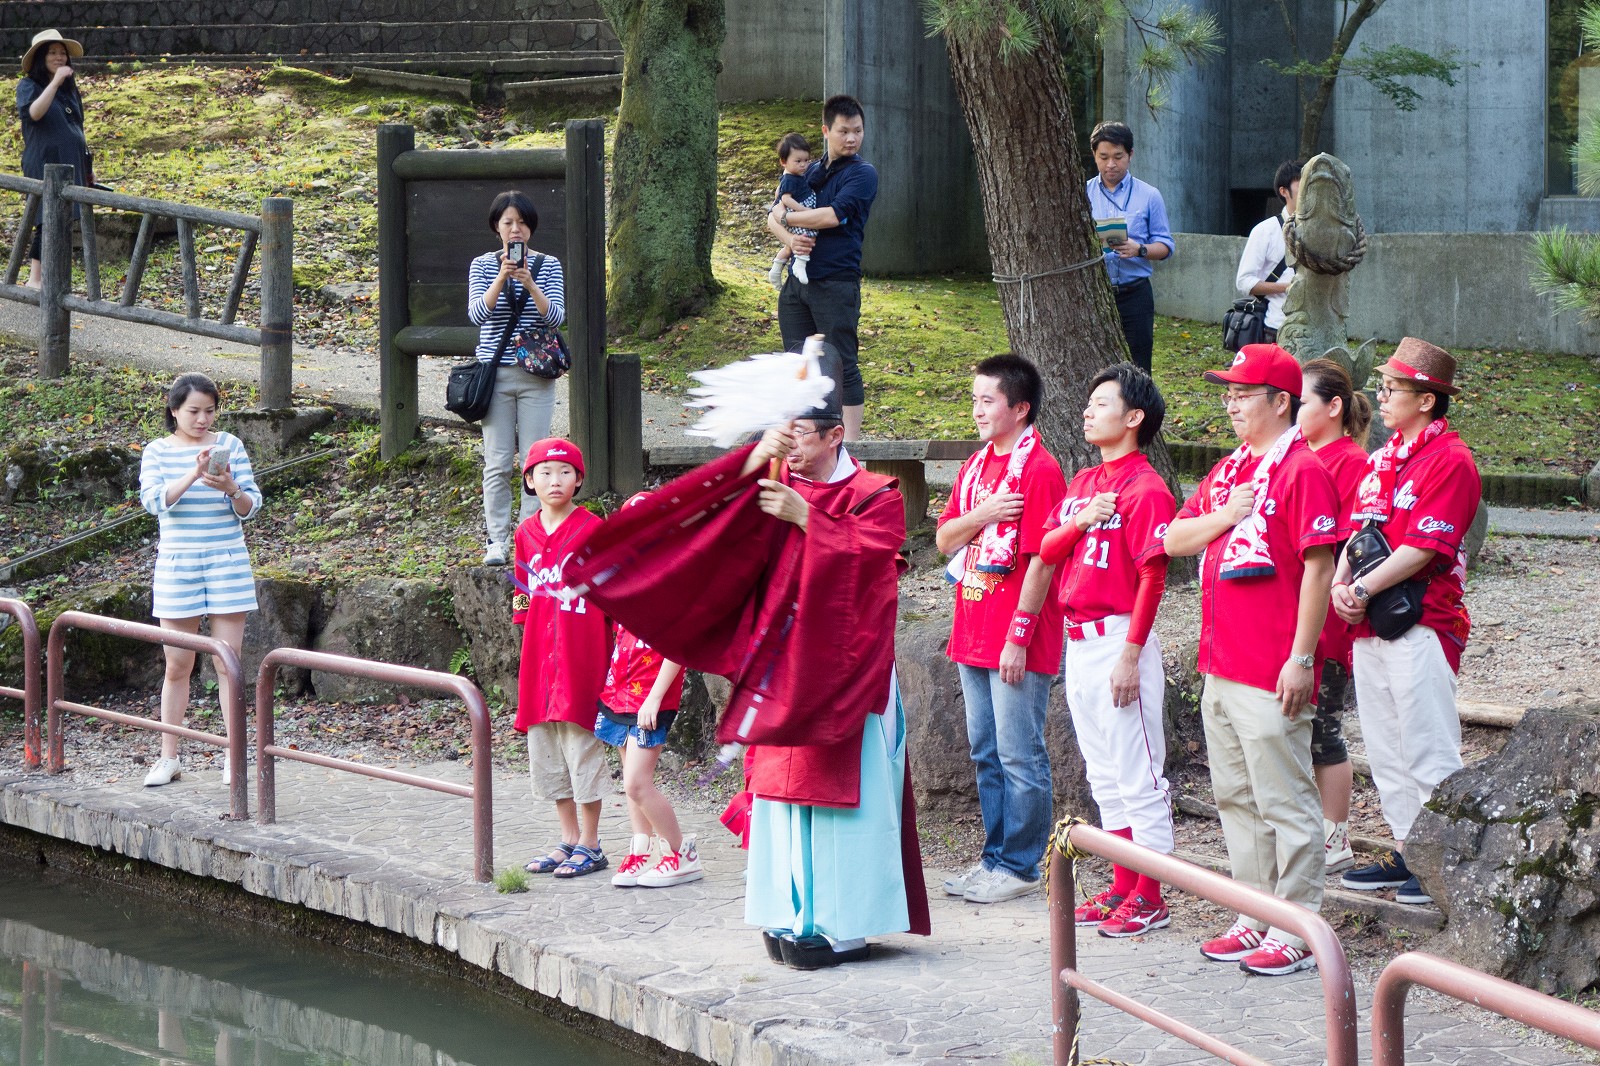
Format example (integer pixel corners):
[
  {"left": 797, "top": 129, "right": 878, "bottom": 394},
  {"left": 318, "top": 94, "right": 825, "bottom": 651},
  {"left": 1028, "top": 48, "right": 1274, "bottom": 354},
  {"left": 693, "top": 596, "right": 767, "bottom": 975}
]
[
  {"left": 1164, "top": 344, "right": 1338, "bottom": 977},
  {"left": 937, "top": 354, "right": 1066, "bottom": 904},
  {"left": 512, "top": 438, "right": 611, "bottom": 879},
  {"left": 1331, "top": 339, "right": 1481, "bottom": 907},
  {"left": 1040, "top": 363, "right": 1176, "bottom": 938},
  {"left": 597, "top": 492, "right": 701, "bottom": 889}
]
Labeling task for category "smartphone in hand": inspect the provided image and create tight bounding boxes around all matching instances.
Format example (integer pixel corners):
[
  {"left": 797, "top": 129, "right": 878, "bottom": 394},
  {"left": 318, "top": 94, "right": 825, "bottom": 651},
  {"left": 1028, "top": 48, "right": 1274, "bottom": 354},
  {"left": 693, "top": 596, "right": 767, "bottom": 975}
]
[
  {"left": 506, "top": 240, "right": 526, "bottom": 267},
  {"left": 206, "top": 448, "right": 228, "bottom": 477}
]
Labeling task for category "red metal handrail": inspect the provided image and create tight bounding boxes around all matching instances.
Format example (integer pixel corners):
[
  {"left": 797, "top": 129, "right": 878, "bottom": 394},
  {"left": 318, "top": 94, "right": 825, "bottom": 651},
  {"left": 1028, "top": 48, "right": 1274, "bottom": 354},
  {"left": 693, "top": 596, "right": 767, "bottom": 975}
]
[
  {"left": 1373, "top": 951, "right": 1600, "bottom": 1065},
  {"left": 1049, "top": 821, "right": 1358, "bottom": 1066},
  {"left": 46, "top": 611, "right": 248, "bottom": 819},
  {"left": 254, "top": 648, "right": 494, "bottom": 883},
  {"left": 0, "top": 597, "right": 42, "bottom": 767}
]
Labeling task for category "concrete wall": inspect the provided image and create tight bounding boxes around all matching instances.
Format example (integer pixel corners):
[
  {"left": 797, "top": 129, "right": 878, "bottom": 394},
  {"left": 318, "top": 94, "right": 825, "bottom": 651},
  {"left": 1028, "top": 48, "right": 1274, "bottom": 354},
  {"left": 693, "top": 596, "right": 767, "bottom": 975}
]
[
  {"left": 1155, "top": 232, "right": 1600, "bottom": 356},
  {"left": 822, "top": 0, "right": 989, "bottom": 274},
  {"left": 718, "top": 0, "right": 824, "bottom": 102},
  {"left": 1102, "top": 0, "right": 1233, "bottom": 236},
  {"left": 1330, "top": 0, "right": 1545, "bottom": 233}
]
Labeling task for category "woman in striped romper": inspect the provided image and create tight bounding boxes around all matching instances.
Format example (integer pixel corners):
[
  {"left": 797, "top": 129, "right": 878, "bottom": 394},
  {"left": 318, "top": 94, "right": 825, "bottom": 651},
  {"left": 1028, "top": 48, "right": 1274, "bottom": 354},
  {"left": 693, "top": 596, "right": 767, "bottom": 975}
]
[
  {"left": 469, "top": 189, "right": 566, "bottom": 565},
  {"left": 137, "top": 373, "right": 262, "bottom": 787}
]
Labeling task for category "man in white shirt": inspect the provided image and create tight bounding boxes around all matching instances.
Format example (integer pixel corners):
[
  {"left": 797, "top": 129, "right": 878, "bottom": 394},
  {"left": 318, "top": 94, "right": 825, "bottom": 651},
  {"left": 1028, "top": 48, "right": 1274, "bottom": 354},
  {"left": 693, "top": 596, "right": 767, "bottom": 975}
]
[{"left": 1235, "top": 161, "right": 1301, "bottom": 343}]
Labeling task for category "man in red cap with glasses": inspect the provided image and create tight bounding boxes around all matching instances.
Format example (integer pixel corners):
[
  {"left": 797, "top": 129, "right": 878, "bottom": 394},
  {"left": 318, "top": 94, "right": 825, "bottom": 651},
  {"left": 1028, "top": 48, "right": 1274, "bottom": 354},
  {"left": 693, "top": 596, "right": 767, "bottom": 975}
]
[
  {"left": 1330, "top": 338, "right": 1480, "bottom": 908},
  {"left": 1164, "top": 343, "right": 1339, "bottom": 976}
]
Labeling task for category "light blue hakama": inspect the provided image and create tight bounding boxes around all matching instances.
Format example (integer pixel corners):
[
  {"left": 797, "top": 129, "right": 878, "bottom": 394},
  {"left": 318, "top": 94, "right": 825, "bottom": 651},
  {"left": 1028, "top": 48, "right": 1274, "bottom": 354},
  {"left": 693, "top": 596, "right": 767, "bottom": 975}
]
[{"left": 744, "top": 676, "right": 911, "bottom": 942}]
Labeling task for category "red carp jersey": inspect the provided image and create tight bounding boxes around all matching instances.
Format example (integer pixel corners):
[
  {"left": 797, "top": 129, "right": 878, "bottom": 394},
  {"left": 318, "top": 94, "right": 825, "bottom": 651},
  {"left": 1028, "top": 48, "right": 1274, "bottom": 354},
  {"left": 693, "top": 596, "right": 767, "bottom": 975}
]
[
  {"left": 1348, "top": 431, "right": 1480, "bottom": 672},
  {"left": 938, "top": 444, "right": 1067, "bottom": 674},
  {"left": 1313, "top": 435, "right": 1369, "bottom": 668},
  {"left": 1045, "top": 451, "right": 1174, "bottom": 626},
  {"left": 1179, "top": 439, "right": 1340, "bottom": 693},
  {"left": 511, "top": 507, "right": 609, "bottom": 731},
  {"left": 601, "top": 626, "right": 685, "bottom": 715}
]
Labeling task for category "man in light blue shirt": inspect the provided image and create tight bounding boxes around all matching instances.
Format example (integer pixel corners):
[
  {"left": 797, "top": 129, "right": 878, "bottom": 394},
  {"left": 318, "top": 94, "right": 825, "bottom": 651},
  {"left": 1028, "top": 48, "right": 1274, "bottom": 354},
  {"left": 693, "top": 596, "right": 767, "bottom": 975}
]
[{"left": 1086, "top": 122, "right": 1174, "bottom": 374}]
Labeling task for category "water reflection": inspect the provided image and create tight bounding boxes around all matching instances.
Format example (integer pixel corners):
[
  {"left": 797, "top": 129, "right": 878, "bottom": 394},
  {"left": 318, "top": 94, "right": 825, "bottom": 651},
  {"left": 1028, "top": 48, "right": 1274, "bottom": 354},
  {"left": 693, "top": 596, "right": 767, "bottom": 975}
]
[{"left": 0, "top": 865, "right": 654, "bottom": 1066}]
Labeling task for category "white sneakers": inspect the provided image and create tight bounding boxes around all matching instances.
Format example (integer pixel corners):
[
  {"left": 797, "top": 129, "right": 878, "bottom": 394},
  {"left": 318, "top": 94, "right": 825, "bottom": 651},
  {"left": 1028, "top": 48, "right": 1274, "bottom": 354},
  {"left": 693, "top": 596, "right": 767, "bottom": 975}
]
[
  {"left": 143, "top": 758, "right": 181, "bottom": 787},
  {"left": 963, "top": 867, "right": 1041, "bottom": 904},
  {"left": 482, "top": 542, "right": 508, "bottom": 566},
  {"left": 942, "top": 863, "right": 987, "bottom": 897},
  {"left": 632, "top": 836, "right": 704, "bottom": 888},
  {"left": 1324, "top": 819, "right": 1355, "bottom": 873}
]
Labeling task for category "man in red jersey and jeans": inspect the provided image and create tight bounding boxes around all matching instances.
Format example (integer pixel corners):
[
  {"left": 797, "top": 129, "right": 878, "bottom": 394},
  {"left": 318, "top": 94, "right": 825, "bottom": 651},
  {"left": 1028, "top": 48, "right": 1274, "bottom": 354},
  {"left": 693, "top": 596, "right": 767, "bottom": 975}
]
[{"left": 1164, "top": 344, "right": 1338, "bottom": 976}]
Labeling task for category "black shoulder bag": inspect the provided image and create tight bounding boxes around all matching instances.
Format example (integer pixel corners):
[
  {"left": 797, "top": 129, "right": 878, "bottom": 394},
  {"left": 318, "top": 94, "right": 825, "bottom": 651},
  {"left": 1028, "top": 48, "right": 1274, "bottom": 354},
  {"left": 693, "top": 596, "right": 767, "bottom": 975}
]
[
  {"left": 1345, "top": 520, "right": 1426, "bottom": 640},
  {"left": 445, "top": 287, "right": 528, "bottom": 423},
  {"left": 1222, "top": 255, "right": 1288, "bottom": 352}
]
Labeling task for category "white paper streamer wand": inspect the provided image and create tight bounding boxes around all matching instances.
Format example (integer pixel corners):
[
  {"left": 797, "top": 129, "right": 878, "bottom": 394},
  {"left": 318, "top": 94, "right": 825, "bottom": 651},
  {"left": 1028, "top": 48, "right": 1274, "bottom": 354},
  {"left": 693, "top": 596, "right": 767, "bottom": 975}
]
[{"left": 684, "top": 335, "right": 833, "bottom": 450}]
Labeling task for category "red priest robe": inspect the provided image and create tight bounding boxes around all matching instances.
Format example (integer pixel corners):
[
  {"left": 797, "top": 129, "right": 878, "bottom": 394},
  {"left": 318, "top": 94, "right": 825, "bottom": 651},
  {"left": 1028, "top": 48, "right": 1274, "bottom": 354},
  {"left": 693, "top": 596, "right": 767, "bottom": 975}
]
[{"left": 564, "top": 443, "right": 931, "bottom": 937}]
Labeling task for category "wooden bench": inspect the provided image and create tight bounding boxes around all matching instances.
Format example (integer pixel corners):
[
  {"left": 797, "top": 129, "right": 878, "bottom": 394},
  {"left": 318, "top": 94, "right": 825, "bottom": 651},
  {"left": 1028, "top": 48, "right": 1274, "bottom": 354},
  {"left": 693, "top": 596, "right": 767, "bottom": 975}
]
[{"left": 644, "top": 440, "right": 982, "bottom": 530}]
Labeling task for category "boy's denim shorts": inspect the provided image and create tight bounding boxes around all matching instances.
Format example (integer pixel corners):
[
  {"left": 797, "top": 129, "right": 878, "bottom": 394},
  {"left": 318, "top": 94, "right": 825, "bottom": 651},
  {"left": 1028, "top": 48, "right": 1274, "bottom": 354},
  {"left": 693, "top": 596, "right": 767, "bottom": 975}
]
[{"left": 594, "top": 710, "right": 676, "bottom": 750}]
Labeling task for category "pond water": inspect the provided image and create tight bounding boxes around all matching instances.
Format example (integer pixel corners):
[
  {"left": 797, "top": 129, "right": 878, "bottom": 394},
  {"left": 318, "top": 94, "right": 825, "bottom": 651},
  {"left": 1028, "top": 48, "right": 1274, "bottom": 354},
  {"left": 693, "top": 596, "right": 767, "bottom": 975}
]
[{"left": 0, "top": 863, "right": 660, "bottom": 1066}]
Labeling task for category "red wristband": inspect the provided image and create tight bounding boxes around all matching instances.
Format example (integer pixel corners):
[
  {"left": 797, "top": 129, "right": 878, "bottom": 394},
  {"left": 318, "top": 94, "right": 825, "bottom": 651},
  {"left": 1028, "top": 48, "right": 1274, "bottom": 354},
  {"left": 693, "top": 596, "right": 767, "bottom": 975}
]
[{"left": 1007, "top": 611, "right": 1039, "bottom": 648}]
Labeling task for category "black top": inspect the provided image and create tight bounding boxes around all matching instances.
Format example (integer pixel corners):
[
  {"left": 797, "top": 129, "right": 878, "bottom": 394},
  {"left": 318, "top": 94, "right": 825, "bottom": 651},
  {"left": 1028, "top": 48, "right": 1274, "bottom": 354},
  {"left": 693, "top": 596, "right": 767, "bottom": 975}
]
[{"left": 17, "top": 77, "right": 89, "bottom": 184}]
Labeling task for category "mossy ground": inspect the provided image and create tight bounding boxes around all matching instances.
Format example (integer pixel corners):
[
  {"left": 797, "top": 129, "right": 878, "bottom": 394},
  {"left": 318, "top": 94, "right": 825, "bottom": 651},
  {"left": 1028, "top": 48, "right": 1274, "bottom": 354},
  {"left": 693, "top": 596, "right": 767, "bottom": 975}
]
[{"left": 1, "top": 71, "right": 1597, "bottom": 471}]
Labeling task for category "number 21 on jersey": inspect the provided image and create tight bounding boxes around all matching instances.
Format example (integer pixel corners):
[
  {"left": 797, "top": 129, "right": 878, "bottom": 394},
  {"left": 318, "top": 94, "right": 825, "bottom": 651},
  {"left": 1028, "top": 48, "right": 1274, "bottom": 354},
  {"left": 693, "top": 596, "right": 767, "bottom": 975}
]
[{"left": 1081, "top": 536, "right": 1111, "bottom": 570}]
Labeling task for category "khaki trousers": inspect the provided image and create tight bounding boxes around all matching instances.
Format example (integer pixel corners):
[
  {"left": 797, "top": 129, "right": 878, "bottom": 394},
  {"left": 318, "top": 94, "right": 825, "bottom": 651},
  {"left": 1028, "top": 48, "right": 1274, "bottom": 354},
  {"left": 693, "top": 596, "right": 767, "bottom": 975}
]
[{"left": 1200, "top": 675, "right": 1325, "bottom": 949}]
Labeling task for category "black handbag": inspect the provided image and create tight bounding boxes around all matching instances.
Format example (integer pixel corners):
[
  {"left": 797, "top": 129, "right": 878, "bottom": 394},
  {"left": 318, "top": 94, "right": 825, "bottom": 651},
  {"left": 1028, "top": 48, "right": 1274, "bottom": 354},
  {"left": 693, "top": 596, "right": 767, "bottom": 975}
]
[
  {"left": 444, "top": 288, "right": 528, "bottom": 422},
  {"left": 1221, "top": 256, "right": 1288, "bottom": 352},
  {"left": 513, "top": 256, "right": 571, "bottom": 379},
  {"left": 1345, "top": 521, "right": 1426, "bottom": 640}
]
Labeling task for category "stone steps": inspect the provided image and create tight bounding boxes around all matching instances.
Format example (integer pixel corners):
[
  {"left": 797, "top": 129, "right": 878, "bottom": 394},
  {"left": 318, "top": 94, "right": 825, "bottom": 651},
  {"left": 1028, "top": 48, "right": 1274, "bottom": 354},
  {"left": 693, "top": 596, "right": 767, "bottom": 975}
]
[
  {"left": 99, "top": 53, "right": 623, "bottom": 79},
  {"left": 14, "top": 0, "right": 609, "bottom": 26},
  {"left": 3, "top": 22, "right": 617, "bottom": 60}
]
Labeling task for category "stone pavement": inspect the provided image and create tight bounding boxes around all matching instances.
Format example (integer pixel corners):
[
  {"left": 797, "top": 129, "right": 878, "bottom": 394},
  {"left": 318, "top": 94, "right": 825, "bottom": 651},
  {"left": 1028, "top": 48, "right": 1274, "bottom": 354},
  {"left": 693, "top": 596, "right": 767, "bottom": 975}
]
[{"left": 0, "top": 760, "right": 1590, "bottom": 1066}]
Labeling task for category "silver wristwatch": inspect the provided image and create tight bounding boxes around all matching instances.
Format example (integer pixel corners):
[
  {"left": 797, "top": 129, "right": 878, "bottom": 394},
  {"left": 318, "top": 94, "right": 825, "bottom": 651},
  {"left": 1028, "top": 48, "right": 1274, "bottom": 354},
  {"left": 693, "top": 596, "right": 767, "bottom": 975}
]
[
  {"left": 1290, "top": 653, "right": 1314, "bottom": 669},
  {"left": 1351, "top": 580, "right": 1371, "bottom": 602}
]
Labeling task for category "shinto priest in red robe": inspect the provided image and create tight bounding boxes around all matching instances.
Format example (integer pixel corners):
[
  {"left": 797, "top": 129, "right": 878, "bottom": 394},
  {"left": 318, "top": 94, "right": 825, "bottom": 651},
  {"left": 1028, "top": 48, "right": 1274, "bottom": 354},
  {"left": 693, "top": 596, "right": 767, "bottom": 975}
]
[{"left": 564, "top": 391, "right": 930, "bottom": 969}]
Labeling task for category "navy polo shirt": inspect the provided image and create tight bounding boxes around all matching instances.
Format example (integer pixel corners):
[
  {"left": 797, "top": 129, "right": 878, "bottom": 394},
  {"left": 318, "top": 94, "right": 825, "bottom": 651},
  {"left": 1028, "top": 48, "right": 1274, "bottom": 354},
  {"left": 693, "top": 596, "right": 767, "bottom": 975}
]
[{"left": 804, "top": 154, "right": 878, "bottom": 282}]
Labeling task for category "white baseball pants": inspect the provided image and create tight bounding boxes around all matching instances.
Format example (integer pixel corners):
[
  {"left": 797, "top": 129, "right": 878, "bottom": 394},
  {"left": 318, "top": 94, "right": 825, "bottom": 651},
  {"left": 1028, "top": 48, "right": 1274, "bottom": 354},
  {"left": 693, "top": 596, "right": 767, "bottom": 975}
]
[{"left": 1062, "top": 615, "right": 1174, "bottom": 854}]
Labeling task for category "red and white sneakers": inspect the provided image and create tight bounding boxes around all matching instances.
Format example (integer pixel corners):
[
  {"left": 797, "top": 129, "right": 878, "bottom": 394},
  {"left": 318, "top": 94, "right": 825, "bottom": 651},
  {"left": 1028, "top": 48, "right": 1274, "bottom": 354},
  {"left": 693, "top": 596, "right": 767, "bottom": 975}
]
[
  {"left": 637, "top": 835, "right": 704, "bottom": 888},
  {"left": 1239, "top": 937, "right": 1317, "bottom": 976},
  {"left": 1073, "top": 890, "right": 1124, "bottom": 927},
  {"left": 1097, "top": 894, "right": 1170, "bottom": 938},
  {"left": 1199, "top": 921, "right": 1266, "bottom": 961},
  {"left": 611, "top": 835, "right": 656, "bottom": 888}
]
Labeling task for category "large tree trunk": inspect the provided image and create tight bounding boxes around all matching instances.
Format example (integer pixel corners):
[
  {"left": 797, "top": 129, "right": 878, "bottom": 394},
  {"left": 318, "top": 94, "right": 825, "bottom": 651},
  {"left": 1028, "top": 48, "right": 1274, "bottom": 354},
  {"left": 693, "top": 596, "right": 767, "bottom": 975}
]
[
  {"left": 599, "top": 0, "right": 725, "bottom": 338},
  {"left": 942, "top": 24, "right": 1177, "bottom": 485}
]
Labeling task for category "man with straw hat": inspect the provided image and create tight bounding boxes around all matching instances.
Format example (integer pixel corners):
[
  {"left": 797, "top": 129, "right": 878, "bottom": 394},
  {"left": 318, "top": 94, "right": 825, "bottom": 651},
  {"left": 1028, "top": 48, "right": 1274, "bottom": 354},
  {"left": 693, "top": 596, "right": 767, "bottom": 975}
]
[
  {"left": 1331, "top": 338, "right": 1481, "bottom": 908},
  {"left": 17, "top": 28, "right": 90, "bottom": 288}
]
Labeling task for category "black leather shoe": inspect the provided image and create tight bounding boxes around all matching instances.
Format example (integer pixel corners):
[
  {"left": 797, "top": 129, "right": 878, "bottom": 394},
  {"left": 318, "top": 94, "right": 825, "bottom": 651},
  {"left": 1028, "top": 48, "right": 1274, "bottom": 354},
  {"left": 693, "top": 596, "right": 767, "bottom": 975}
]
[{"left": 778, "top": 934, "right": 871, "bottom": 970}]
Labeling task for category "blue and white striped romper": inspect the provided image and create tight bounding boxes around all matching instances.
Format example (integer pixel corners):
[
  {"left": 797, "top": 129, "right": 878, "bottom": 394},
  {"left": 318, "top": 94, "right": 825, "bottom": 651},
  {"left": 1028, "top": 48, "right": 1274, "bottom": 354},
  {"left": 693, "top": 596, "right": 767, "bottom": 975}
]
[{"left": 139, "top": 431, "right": 262, "bottom": 619}]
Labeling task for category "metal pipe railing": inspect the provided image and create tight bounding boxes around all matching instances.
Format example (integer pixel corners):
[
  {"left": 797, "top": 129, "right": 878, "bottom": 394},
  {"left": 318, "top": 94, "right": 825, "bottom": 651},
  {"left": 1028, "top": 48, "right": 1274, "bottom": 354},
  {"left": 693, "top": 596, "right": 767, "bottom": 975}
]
[
  {"left": 45, "top": 611, "right": 248, "bottom": 819},
  {"left": 0, "top": 597, "right": 42, "bottom": 767},
  {"left": 253, "top": 648, "right": 494, "bottom": 882},
  {"left": 1372, "top": 951, "right": 1600, "bottom": 1065},
  {"left": 1048, "top": 820, "right": 1359, "bottom": 1066}
]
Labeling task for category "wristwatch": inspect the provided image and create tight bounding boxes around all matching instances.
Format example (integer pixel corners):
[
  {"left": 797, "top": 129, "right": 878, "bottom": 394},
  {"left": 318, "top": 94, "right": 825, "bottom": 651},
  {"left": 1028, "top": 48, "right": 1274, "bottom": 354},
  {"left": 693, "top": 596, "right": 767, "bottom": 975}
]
[
  {"left": 1290, "top": 653, "right": 1315, "bottom": 669},
  {"left": 782, "top": 207, "right": 791, "bottom": 226},
  {"left": 1137, "top": 243, "right": 1147, "bottom": 257},
  {"left": 226, "top": 489, "right": 242, "bottom": 500},
  {"left": 1352, "top": 580, "right": 1371, "bottom": 602}
]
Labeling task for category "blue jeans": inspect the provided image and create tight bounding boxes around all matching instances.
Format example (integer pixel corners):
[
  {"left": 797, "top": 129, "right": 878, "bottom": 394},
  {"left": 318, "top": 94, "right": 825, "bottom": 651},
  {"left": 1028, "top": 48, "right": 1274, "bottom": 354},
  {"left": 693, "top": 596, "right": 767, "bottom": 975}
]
[{"left": 957, "top": 664, "right": 1054, "bottom": 881}]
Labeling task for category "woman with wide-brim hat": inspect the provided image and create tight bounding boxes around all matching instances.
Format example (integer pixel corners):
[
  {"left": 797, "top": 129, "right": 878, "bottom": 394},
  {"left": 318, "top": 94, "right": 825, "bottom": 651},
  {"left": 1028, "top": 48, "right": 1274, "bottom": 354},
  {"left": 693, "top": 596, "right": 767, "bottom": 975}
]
[{"left": 17, "top": 29, "right": 91, "bottom": 288}]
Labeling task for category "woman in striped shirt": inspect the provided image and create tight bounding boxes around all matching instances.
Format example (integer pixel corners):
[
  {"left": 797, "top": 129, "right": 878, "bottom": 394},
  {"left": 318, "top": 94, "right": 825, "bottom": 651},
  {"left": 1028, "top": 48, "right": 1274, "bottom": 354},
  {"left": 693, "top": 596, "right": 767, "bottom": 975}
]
[
  {"left": 137, "top": 373, "right": 262, "bottom": 787},
  {"left": 470, "top": 190, "right": 567, "bottom": 565}
]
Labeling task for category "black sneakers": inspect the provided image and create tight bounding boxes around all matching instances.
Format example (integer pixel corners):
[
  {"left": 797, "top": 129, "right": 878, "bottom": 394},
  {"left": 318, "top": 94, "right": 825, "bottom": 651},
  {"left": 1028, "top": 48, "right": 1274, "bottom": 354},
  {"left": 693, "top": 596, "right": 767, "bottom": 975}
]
[
  {"left": 1395, "top": 875, "right": 1433, "bottom": 905},
  {"left": 1341, "top": 848, "right": 1411, "bottom": 891}
]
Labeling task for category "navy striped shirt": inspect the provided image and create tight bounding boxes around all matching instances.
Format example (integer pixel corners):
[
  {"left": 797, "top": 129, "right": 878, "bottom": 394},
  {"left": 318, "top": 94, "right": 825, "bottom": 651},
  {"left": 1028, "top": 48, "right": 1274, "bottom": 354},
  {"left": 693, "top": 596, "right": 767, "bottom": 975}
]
[{"left": 468, "top": 251, "right": 566, "bottom": 365}]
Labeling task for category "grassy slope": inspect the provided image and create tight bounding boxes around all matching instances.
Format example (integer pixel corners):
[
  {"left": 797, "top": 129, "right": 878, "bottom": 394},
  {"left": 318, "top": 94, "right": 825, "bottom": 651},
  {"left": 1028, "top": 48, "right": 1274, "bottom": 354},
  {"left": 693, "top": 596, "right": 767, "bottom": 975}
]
[{"left": 1, "top": 71, "right": 1597, "bottom": 472}]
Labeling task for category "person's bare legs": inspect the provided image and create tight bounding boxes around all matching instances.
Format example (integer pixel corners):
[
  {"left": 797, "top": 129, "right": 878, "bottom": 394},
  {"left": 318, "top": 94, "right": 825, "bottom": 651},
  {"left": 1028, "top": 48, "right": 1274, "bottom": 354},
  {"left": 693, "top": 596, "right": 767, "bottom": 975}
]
[
  {"left": 157, "top": 618, "right": 203, "bottom": 760},
  {"left": 554, "top": 797, "right": 580, "bottom": 846},
  {"left": 622, "top": 740, "right": 681, "bottom": 853},
  {"left": 1316, "top": 759, "right": 1352, "bottom": 823},
  {"left": 578, "top": 799, "right": 601, "bottom": 850},
  {"left": 843, "top": 403, "right": 864, "bottom": 442},
  {"left": 25, "top": 259, "right": 41, "bottom": 289}
]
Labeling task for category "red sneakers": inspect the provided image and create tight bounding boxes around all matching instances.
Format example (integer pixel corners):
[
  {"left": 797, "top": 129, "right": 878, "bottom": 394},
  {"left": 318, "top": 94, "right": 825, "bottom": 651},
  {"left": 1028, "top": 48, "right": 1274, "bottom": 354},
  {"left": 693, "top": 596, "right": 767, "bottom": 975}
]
[
  {"left": 1199, "top": 921, "right": 1266, "bottom": 961},
  {"left": 1073, "top": 891, "right": 1124, "bottom": 927},
  {"left": 1097, "top": 894, "right": 1170, "bottom": 938},
  {"left": 1239, "top": 937, "right": 1317, "bottom": 976}
]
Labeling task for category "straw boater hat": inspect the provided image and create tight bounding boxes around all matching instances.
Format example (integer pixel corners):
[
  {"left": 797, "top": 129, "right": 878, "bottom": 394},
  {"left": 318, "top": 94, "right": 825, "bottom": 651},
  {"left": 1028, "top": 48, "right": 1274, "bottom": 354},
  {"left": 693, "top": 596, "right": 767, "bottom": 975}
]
[
  {"left": 21, "top": 30, "right": 84, "bottom": 74},
  {"left": 1374, "top": 337, "right": 1460, "bottom": 396}
]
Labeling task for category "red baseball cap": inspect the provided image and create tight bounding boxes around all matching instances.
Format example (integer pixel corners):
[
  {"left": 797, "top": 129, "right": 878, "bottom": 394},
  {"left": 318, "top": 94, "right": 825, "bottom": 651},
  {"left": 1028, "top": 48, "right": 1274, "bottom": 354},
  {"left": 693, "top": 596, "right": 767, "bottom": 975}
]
[
  {"left": 1204, "top": 343, "right": 1302, "bottom": 395},
  {"left": 523, "top": 437, "right": 584, "bottom": 478}
]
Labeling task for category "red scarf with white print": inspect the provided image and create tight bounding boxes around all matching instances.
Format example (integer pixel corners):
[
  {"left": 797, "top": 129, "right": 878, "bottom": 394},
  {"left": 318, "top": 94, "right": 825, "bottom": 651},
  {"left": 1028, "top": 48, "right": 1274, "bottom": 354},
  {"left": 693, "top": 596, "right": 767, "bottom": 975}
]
[
  {"left": 956, "top": 424, "right": 1038, "bottom": 575},
  {"left": 1351, "top": 418, "right": 1449, "bottom": 524},
  {"left": 1209, "top": 423, "right": 1301, "bottom": 580}
]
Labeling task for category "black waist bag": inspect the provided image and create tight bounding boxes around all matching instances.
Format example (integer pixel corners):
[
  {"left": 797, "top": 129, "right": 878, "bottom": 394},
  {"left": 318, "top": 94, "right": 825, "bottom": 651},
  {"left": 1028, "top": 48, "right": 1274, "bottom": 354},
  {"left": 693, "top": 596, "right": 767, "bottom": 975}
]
[
  {"left": 1345, "top": 521, "right": 1426, "bottom": 640},
  {"left": 1222, "top": 298, "right": 1267, "bottom": 352}
]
